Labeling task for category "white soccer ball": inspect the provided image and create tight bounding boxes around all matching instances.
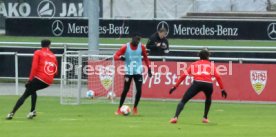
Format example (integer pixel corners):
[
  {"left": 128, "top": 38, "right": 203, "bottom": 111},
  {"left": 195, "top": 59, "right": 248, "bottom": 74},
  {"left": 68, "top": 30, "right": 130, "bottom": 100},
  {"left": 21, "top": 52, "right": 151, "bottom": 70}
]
[
  {"left": 120, "top": 105, "right": 131, "bottom": 116},
  {"left": 86, "top": 90, "right": 95, "bottom": 99},
  {"left": 107, "top": 91, "right": 116, "bottom": 100}
]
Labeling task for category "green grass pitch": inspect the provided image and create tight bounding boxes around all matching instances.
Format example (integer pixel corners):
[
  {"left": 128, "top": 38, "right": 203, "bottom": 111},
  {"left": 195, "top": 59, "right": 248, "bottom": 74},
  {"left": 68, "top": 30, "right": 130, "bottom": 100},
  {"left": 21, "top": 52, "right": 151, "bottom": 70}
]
[
  {"left": 0, "top": 36, "right": 276, "bottom": 47},
  {"left": 0, "top": 96, "right": 275, "bottom": 137}
]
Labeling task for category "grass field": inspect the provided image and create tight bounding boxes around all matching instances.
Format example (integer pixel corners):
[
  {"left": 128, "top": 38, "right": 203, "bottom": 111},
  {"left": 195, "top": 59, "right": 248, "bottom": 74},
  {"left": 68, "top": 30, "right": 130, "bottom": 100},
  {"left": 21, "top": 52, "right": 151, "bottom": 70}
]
[{"left": 0, "top": 96, "right": 276, "bottom": 137}]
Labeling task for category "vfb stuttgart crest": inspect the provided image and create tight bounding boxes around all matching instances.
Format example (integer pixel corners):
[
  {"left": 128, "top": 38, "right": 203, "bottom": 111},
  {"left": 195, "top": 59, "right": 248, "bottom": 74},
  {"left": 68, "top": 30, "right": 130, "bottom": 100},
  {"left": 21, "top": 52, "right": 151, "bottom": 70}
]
[
  {"left": 250, "top": 70, "right": 267, "bottom": 95},
  {"left": 44, "top": 61, "right": 57, "bottom": 75},
  {"left": 98, "top": 65, "right": 114, "bottom": 90}
]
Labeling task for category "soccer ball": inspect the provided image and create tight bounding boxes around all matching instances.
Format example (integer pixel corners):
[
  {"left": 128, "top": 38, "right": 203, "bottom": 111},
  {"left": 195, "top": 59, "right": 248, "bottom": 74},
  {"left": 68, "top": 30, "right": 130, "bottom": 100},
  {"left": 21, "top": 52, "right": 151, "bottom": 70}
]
[
  {"left": 86, "top": 90, "right": 95, "bottom": 99},
  {"left": 120, "top": 105, "right": 131, "bottom": 116},
  {"left": 106, "top": 91, "right": 116, "bottom": 100}
]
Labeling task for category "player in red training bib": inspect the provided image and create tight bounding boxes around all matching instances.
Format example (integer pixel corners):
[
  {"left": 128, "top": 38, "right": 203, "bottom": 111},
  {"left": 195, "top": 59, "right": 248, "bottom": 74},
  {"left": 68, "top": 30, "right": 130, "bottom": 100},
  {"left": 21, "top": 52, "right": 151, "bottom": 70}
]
[
  {"left": 6, "top": 39, "right": 58, "bottom": 120},
  {"left": 169, "top": 49, "right": 227, "bottom": 124}
]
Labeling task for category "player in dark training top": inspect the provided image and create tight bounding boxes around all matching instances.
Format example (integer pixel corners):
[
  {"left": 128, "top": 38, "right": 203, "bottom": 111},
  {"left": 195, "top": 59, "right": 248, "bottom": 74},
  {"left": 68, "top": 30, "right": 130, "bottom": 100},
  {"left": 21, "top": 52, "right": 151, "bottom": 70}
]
[
  {"left": 169, "top": 49, "right": 227, "bottom": 124},
  {"left": 114, "top": 33, "right": 152, "bottom": 115},
  {"left": 6, "top": 39, "right": 58, "bottom": 120}
]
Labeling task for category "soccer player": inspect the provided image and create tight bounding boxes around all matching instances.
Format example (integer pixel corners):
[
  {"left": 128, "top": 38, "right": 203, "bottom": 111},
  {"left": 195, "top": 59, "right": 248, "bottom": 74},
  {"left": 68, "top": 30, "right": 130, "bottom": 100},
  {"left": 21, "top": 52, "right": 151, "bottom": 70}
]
[
  {"left": 6, "top": 39, "right": 58, "bottom": 120},
  {"left": 169, "top": 49, "right": 227, "bottom": 124},
  {"left": 114, "top": 33, "right": 152, "bottom": 115}
]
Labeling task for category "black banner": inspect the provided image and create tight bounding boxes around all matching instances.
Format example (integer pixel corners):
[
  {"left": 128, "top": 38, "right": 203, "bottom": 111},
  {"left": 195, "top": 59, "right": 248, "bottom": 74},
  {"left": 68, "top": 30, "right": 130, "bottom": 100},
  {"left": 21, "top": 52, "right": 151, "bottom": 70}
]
[
  {"left": 0, "top": 47, "right": 63, "bottom": 77},
  {"left": 0, "top": 0, "right": 83, "bottom": 17},
  {"left": 0, "top": 0, "right": 84, "bottom": 29},
  {"left": 5, "top": 18, "right": 276, "bottom": 40}
]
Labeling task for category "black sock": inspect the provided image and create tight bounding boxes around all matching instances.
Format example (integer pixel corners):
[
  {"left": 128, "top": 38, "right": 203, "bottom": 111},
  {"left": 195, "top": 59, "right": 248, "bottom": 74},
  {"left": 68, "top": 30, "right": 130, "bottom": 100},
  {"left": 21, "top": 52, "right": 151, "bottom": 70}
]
[
  {"left": 134, "top": 75, "right": 142, "bottom": 108},
  {"left": 31, "top": 92, "right": 37, "bottom": 112},
  {"left": 119, "top": 75, "right": 132, "bottom": 108},
  {"left": 174, "top": 102, "right": 185, "bottom": 118},
  {"left": 11, "top": 90, "right": 31, "bottom": 114},
  {"left": 203, "top": 98, "right": 212, "bottom": 119},
  {"left": 119, "top": 89, "right": 128, "bottom": 108},
  {"left": 134, "top": 90, "right": 141, "bottom": 108},
  {"left": 173, "top": 82, "right": 199, "bottom": 118}
]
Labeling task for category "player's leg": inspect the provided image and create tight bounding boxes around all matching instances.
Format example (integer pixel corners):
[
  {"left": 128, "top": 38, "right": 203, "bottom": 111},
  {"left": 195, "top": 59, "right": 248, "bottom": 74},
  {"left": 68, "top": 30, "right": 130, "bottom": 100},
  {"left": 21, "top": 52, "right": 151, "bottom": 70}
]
[
  {"left": 202, "top": 83, "right": 213, "bottom": 123},
  {"left": 26, "top": 92, "right": 38, "bottom": 119},
  {"left": 133, "top": 74, "right": 143, "bottom": 115},
  {"left": 30, "top": 92, "right": 37, "bottom": 113},
  {"left": 6, "top": 88, "right": 32, "bottom": 119},
  {"left": 170, "top": 81, "right": 200, "bottom": 123},
  {"left": 119, "top": 75, "right": 133, "bottom": 107},
  {"left": 27, "top": 78, "right": 48, "bottom": 119},
  {"left": 115, "top": 75, "right": 133, "bottom": 115}
]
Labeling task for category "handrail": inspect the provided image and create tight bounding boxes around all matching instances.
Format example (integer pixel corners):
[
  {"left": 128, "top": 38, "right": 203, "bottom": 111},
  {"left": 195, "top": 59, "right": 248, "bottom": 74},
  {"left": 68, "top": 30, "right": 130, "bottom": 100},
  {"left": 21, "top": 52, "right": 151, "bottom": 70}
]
[
  {"left": 0, "top": 51, "right": 274, "bottom": 62},
  {"left": 1, "top": 41, "right": 276, "bottom": 53},
  {"left": 0, "top": 53, "right": 62, "bottom": 57},
  {"left": 1, "top": 52, "right": 276, "bottom": 95},
  {"left": 0, "top": 52, "right": 16, "bottom": 55},
  {"left": 1, "top": 52, "right": 276, "bottom": 62}
]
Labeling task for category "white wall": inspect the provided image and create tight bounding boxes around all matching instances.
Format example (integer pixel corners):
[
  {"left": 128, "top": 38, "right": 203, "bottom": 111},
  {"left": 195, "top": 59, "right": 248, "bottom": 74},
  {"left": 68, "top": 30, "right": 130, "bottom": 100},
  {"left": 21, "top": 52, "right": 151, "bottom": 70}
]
[
  {"left": 231, "top": 0, "right": 267, "bottom": 11},
  {"left": 156, "top": 0, "right": 194, "bottom": 18},
  {"left": 102, "top": 0, "right": 272, "bottom": 19}
]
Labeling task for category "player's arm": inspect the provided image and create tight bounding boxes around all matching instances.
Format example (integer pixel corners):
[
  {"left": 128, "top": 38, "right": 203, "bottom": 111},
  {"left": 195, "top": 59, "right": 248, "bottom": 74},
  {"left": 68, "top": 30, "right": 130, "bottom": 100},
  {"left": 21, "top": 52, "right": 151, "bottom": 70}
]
[
  {"left": 214, "top": 68, "right": 224, "bottom": 89},
  {"left": 163, "top": 39, "right": 169, "bottom": 50},
  {"left": 161, "top": 39, "right": 170, "bottom": 54},
  {"left": 146, "top": 36, "right": 158, "bottom": 50},
  {"left": 214, "top": 67, "right": 227, "bottom": 98},
  {"left": 170, "top": 65, "right": 191, "bottom": 94},
  {"left": 142, "top": 45, "right": 150, "bottom": 68},
  {"left": 164, "top": 39, "right": 169, "bottom": 50},
  {"left": 174, "top": 66, "right": 191, "bottom": 88},
  {"left": 142, "top": 45, "right": 152, "bottom": 77},
  {"left": 114, "top": 45, "right": 127, "bottom": 60},
  {"left": 29, "top": 51, "right": 40, "bottom": 80}
]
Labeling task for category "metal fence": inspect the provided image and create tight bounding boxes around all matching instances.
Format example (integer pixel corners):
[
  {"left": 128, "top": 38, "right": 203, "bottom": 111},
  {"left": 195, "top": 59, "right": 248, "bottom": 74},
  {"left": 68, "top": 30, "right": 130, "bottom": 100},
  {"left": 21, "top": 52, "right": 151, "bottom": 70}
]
[
  {"left": 1, "top": 41, "right": 276, "bottom": 53},
  {"left": 1, "top": 42, "right": 276, "bottom": 95}
]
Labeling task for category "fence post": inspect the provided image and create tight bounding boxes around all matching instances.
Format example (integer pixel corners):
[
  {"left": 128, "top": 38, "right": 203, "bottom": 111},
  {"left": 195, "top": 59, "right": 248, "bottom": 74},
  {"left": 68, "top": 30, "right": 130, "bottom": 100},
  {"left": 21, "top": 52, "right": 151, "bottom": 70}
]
[
  {"left": 60, "top": 53, "right": 64, "bottom": 104},
  {"left": 15, "top": 52, "right": 19, "bottom": 95},
  {"left": 77, "top": 52, "right": 82, "bottom": 105},
  {"left": 63, "top": 44, "right": 67, "bottom": 53},
  {"left": 239, "top": 58, "right": 243, "bottom": 64}
]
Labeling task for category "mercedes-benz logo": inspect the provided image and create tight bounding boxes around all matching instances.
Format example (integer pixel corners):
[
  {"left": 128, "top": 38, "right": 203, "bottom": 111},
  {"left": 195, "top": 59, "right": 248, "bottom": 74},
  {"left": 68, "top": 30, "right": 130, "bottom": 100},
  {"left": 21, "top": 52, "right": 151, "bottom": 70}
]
[
  {"left": 267, "top": 23, "right": 276, "bottom": 40},
  {"left": 52, "top": 20, "right": 64, "bottom": 36},
  {"left": 157, "top": 21, "right": 169, "bottom": 36},
  {"left": 37, "top": 0, "right": 56, "bottom": 17}
]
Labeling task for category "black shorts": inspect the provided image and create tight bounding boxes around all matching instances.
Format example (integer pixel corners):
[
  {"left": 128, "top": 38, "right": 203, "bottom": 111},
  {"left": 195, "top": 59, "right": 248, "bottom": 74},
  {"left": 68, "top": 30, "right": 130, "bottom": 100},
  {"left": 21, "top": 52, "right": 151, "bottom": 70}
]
[
  {"left": 26, "top": 78, "right": 49, "bottom": 93},
  {"left": 181, "top": 80, "right": 213, "bottom": 102}
]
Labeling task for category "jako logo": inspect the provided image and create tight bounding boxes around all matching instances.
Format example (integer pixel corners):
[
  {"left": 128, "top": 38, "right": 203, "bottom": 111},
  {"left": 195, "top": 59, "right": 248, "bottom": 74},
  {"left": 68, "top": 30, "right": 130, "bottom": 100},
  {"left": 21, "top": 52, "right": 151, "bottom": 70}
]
[
  {"left": 37, "top": 0, "right": 56, "bottom": 17},
  {"left": 52, "top": 20, "right": 64, "bottom": 36}
]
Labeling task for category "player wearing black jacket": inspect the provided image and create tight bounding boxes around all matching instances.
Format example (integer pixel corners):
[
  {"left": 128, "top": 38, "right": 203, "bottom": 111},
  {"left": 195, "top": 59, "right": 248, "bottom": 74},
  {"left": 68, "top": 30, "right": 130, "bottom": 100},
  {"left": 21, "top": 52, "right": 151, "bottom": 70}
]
[{"left": 146, "top": 28, "right": 169, "bottom": 56}]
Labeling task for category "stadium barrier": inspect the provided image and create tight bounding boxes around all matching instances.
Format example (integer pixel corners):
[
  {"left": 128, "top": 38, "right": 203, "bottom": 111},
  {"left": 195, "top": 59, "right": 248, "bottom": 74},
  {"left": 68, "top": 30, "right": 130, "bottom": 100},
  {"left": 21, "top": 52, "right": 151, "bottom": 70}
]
[
  {"left": 1, "top": 42, "right": 276, "bottom": 102},
  {"left": 1, "top": 42, "right": 276, "bottom": 81},
  {"left": 1, "top": 50, "right": 276, "bottom": 103},
  {"left": 141, "top": 60, "right": 276, "bottom": 103},
  {"left": 1, "top": 42, "right": 276, "bottom": 53}
]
